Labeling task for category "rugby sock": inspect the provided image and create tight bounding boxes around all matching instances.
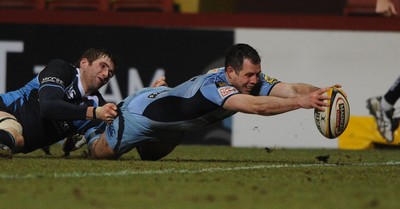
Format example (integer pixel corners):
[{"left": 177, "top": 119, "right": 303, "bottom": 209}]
[
  {"left": 383, "top": 76, "right": 400, "bottom": 107},
  {"left": 0, "top": 129, "right": 16, "bottom": 149},
  {"left": 381, "top": 97, "right": 394, "bottom": 112}
]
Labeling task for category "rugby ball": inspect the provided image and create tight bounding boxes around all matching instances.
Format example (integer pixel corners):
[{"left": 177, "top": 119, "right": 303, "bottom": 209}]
[{"left": 314, "top": 87, "right": 350, "bottom": 139}]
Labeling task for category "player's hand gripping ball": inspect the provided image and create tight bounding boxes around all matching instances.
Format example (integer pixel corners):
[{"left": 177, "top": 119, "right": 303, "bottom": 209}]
[{"left": 314, "top": 87, "right": 350, "bottom": 139}]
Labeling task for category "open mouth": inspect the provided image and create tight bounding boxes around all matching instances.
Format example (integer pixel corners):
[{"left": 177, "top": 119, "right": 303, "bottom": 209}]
[
  {"left": 244, "top": 86, "right": 253, "bottom": 92},
  {"left": 97, "top": 77, "right": 104, "bottom": 85}
]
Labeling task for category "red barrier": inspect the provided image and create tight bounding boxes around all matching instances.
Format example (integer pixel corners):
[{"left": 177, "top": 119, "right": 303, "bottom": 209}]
[{"left": 1, "top": 10, "right": 400, "bottom": 32}]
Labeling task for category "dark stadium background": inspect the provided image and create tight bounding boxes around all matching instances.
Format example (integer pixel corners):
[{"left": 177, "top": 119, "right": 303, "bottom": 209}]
[{"left": 0, "top": 24, "right": 234, "bottom": 145}]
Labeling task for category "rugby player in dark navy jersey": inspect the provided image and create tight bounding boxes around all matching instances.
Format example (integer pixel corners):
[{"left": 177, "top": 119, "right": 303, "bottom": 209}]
[
  {"left": 0, "top": 48, "right": 119, "bottom": 158},
  {"left": 67, "top": 43, "right": 340, "bottom": 161}
]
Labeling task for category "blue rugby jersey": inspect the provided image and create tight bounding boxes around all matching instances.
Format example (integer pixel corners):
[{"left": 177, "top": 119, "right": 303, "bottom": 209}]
[{"left": 98, "top": 68, "right": 280, "bottom": 156}]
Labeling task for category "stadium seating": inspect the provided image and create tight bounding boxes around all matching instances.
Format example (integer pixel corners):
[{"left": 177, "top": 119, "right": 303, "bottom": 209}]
[
  {"left": 0, "top": 0, "right": 45, "bottom": 10},
  {"left": 343, "top": 0, "right": 400, "bottom": 16},
  {"left": 343, "top": 0, "right": 378, "bottom": 16},
  {"left": 343, "top": 0, "right": 400, "bottom": 17},
  {"left": 47, "top": 0, "right": 109, "bottom": 11},
  {"left": 1, "top": 0, "right": 399, "bottom": 17},
  {"left": 110, "top": 0, "right": 173, "bottom": 12}
]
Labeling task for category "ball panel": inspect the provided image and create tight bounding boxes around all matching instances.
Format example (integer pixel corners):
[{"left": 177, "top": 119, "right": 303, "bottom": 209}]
[
  {"left": 329, "top": 90, "right": 350, "bottom": 138},
  {"left": 314, "top": 110, "right": 329, "bottom": 137},
  {"left": 314, "top": 89, "right": 332, "bottom": 138}
]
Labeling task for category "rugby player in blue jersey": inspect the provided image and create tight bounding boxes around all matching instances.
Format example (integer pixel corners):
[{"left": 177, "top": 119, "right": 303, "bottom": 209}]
[
  {"left": 66, "top": 43, "right": 336, "bottom": 160},
  {"left": 0, "top": 48, "right": 119, "bottom": 158}
]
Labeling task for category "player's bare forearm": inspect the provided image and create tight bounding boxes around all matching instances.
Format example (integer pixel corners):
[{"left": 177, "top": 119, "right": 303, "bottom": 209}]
[
  {"left": 290, "top": 83, "right": 320, "bottom": 95},
  {"left": 224, "top": 92, "right": 329, "bottom": 116},
  {"left": 269, "top": 82, "right": 318, "bottom": 98}
]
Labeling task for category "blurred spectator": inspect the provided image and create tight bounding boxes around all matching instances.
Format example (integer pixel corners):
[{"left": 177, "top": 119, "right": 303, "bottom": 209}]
[{"left": 376, "top": 0, "right": 398, "bottom": 16}]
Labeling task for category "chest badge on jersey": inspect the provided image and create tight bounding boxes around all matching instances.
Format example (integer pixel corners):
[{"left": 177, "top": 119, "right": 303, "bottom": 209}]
[{"left": 218, "top": 86, "right": 239, "bottom": 99}]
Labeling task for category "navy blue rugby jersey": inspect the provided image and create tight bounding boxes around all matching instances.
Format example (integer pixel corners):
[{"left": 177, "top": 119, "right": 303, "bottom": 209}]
[{"left": 0, "top": 59, "right": 105, "bottom": 153}]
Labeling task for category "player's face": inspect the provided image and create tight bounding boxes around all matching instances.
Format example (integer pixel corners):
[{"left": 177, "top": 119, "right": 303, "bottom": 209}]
[
  {"left": 228, "top": 58, "right": 261, "bottom": 94},
  {"left": 81, "top": 56, "right": 115, "bottom": 93}
]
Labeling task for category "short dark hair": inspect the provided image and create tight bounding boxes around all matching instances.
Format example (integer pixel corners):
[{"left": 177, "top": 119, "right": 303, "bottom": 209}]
[
  {"left": 75, "top": 48, "right": 118, "bottom": 70},
  {"left": 224, "top": 43, "right": 261, "bottom": 73}
]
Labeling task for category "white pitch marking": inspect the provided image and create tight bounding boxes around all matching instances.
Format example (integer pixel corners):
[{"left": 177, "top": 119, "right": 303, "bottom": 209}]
[{"left": 1, "top": 161, "right": 399, "bottom": 180}]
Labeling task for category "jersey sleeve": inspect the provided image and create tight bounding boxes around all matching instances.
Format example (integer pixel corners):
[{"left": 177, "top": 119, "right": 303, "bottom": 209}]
[
  {"left": 201, "top": 83, "right": 239, "bottom": 106},
  {"left": 38, "top": 59, "right": 88, "bottom": 120},
  {"left": 254, "top": 73, "right": 280, "bottom": 96}
]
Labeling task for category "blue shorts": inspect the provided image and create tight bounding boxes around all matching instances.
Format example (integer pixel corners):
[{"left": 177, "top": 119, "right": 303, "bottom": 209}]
[{"left": 103, "top": 88, "right": 184, "bottom": 157}]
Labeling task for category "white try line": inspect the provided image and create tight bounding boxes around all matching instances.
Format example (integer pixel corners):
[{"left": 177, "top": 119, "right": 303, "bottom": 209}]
[{"left": 2, "top": 161, "right": 400, "bottom": 180}]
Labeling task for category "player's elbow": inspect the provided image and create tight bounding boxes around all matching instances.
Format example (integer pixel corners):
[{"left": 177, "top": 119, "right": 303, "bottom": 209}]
[
  {"left": 249, "top": 105, "right": 271, "bottom": 116},
  {"left": 39, "top": 101, "right": 55, "bottom": 119}
]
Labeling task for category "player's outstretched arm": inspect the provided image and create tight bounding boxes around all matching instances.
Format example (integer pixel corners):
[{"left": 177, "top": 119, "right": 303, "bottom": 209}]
[{"left": 223, "top": 87, "right": 330, "bottom": 116}]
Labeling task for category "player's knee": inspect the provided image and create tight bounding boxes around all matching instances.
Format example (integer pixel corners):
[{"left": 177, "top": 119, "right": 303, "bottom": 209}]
[
  {"left": 0, "top": 116, "right": 24, "bottom": 149},
  {"left": 136, "top": 141, "right": 178, "bottom": 161},
  {"left": 90, "top": 135, "right": 117, "bottom": 160},
  {"left": 0, "top": 115, "right": 22, "bottom": 133}
]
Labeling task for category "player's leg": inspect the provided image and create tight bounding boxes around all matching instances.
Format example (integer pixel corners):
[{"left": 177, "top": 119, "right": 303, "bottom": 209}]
[
  {"left": 0, "top": 111, "right": 24, "bottom": 158},
  {"left": 136, "top": 140, "right": 180, "bottom": 161},
  {"left": 367, "top": 76, "right": 400, "bottom": 142},
  {"left": 383, "top": 76, "right": 400, "bottom": 107},
  {"left": 367, "top": 96, "right": 395, "bottom": 142},
  {"left": 136, "top": 132, "right": 183, "bottom": 161},
  {"left": 62, "top": 134, "right": 87, "bottom": 156},
  {"left": 88, "top": 133, "right": 117, "bottom": 159}
]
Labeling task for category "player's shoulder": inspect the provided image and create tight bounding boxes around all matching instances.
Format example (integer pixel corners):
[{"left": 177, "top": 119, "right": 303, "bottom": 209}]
[
  {"left": 210, "top": 68, "right": 229, "bottom": 85},
  {"left": 46, "top": 59, "right": 68, "bottom": 66},
  {"left": 42, "top": 59, "right": 77, "bottom": 76},
  {"left": 39, "top": 59, "right": 78, "bottom": 86},
  {"left": 46, "top": 59, "right": 76, "bottom": 70},
  {"left": 259, "top": 73, "right": 280, "bottom": 85},
  {"left": 206, "top": 67, "right": 225, "bottom": 74}
]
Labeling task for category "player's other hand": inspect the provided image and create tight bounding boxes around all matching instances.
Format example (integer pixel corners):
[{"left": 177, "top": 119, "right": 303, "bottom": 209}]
[
  {"left": 151, "top": 76, "right": 168, "bottom": 87},
  {"left": 96, "top": 103, "right": 118, "bottom": 123}
]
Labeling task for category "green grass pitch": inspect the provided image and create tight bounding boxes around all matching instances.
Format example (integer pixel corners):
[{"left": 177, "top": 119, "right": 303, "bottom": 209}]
[{"left": 1, "top": 144, "right": 400, "bottom": 209}]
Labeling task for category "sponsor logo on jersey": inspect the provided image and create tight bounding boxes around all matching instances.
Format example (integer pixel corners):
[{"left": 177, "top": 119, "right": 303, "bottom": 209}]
[
  {"left": 218, "top": 86, "right": 238, "bottom": 98},
  {"left": 42, "top": 76, "right": 64, "bottom": 86},
  {"left": 264, "top": 75, "right": 278, "bottom": 85},
  {"left": 148, "top": 89, "right": 169, "bottom": 98}
]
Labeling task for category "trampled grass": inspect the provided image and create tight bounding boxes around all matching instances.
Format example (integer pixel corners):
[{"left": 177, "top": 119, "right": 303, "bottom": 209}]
[{"left": 1, "top": 145, "right": 400, "bottom": 209}]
